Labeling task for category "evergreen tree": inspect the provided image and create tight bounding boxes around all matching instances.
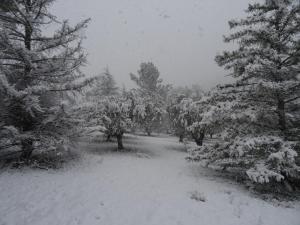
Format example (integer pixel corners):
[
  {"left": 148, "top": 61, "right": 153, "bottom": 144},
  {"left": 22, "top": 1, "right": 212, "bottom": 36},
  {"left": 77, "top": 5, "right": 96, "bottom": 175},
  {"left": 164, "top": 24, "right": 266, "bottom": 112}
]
[
  {"left": 215, "top": 0, "right": 300, "bottom": 138},
  {"left": 0, "top": 0, "right": 91, "bottom": 159},
  {"left": 130, "top": 62, "right": 170, "bottom": 135},
  {"left": 130, "top": 62, "right": 162, "bottom": 96},
  {"left": 188, "top": 0, "right": 300, "bottom": 188},
  {"left": 100, "top": 67, "right": 119, "bottom": 96},
  {"left": 188, "top": 85, "right": 300, "bottom": 186},
  {"left": 85, "top": 67, "right": 118, "bottom": 104}
]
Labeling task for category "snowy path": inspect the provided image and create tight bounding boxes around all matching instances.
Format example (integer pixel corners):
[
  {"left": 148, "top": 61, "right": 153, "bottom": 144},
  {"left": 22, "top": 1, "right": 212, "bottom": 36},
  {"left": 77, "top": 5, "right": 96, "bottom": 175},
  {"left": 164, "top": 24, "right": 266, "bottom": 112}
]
[{"left": 0, "top": 136, "right": 299, "bottom": 225}]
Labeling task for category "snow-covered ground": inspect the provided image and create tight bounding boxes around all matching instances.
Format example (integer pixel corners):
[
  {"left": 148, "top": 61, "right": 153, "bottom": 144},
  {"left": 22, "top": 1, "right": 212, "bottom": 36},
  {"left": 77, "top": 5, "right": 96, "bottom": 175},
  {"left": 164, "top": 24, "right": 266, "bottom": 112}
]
[{"left": 0, "top": 135, "right": 299, "bottom": 225}]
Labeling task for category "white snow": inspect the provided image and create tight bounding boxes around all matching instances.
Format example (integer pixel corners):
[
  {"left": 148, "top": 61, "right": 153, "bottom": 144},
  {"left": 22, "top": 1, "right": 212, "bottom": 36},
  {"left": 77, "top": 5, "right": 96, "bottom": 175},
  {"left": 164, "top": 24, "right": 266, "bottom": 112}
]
[{"left": 0, "top": 135, "right": 299, "bottom": 225}]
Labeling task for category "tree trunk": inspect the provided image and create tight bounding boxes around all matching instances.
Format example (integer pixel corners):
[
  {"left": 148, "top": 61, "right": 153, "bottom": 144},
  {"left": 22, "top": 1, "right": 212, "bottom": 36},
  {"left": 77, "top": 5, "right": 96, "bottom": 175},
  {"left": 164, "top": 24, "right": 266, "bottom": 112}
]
[
  {"left": 277, "top": 97, "right": 286, "bottom": 136},
  {"left": 25, "top": 24, "right": 32, "bottom": 51},
  {"left": 16, "top": 1, "right": 32, "bottom": 91},
  {"left": 24, "top": 0, "right": 32, "bottom": 82},
  {"left": 195, "top": 132, "right": 205, "bottom": 146},
  {"left": 106, "top": 134, "right": 111, "bottom": 142},
  {"left": 117, "top": 134, "right": 124, "bottom": 150},
  {"left": 20, "top": 138, "right": 34, "bottom": 160},
  {"left": 195, "top": 139, "right": 203, "bottom": 146},
  {"left": 179, "top": 134, "right": 184, "bottom": 143},
  {"left": 146, "top": 128, "right": 151, "bottom": 136}
]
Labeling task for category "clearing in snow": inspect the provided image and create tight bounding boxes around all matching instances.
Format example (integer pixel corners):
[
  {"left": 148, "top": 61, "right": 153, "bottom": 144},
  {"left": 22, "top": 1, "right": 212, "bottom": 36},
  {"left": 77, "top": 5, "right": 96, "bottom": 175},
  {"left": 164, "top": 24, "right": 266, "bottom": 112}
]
[{"left": 0, "top": 135, "right": 299, "bottom": 225}]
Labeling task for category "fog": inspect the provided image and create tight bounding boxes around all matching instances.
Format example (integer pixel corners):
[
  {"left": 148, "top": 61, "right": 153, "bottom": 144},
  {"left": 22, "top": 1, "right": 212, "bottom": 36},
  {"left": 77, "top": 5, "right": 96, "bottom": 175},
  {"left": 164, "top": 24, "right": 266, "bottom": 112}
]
[{"left": 53, "top": 0, "right": 258, "bottom": 89}]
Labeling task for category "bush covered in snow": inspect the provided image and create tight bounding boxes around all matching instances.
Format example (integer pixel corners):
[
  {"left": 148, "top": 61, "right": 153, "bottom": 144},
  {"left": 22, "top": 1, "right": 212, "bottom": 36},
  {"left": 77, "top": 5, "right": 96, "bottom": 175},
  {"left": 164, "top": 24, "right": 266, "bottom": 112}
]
[{"left": 188, "top": 136, "right": 300, "bottom": 184}]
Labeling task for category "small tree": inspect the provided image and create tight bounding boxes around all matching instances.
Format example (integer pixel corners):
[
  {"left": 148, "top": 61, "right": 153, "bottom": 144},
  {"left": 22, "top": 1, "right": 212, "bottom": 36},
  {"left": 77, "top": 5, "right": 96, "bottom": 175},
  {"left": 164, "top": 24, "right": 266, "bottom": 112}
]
[
  {"left": 167, "top": 95, "right": 187, "bottom": 142},
  {"left": 174, "top": 98, "right": 207, "bottom": 146},
  {"left": 133, "top": 97, "right": 164, "bottom": 136},
  {"left": 98, "top": 97, "right": 131, "bottom": 150},
  {"left": 185, "top": 100, "right": 210, "bottom": 146},
  {"left": 167, "top": 85, "right": 204, "bottom": 142}
]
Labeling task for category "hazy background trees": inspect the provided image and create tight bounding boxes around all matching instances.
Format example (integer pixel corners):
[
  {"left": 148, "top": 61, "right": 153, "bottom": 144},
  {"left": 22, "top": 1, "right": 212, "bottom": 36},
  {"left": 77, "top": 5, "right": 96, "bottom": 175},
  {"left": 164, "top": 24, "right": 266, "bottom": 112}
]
[{"left": 130, "top": 62, "right": 170, "bottom": 136}]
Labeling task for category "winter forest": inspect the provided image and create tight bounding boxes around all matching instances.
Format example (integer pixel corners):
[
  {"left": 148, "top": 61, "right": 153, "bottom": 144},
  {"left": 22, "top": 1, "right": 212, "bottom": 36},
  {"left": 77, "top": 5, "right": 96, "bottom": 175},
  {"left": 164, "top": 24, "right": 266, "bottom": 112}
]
[{"left": 0, "top": 0, "right": 300, "bottom": 225}]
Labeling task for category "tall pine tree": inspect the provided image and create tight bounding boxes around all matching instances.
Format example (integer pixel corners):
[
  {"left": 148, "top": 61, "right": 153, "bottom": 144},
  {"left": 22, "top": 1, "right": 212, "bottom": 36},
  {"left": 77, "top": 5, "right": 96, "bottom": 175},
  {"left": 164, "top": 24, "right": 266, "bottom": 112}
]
[
  {"left": 216, "top": 0, "right": 300, "bottom": 139},
  {"left": 187, "top": 0, "right": 300, "bottom": 187},
  {"left": 0, "top": 0, "right": 91, "bottom": 159}
]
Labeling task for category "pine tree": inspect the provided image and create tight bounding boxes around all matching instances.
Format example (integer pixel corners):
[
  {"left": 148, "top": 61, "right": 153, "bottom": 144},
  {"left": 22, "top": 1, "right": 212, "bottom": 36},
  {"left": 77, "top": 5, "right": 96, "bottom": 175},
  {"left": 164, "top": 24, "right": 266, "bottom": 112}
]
[
  {"left": 100, "top": 67, "right": 119, "bottom": 96},
  {"left": 187, "top": 0, "right": 300, "bottom": 187},
  {"left": 0, "top": 0, "right": 91, "bottom": 159},
  {"left": 130, "top": 62, "right": 170, "bottom": 135},
  {"left": 215, "top": 0, "right": 300, "bottom": 138},
  {"left": 130, "top": 62, "right": 162, "bottom": 96},
  {"left": 187, "top": 85, "right": 300, "bottom": 186},
  {"left": 86, "top": 67, "right": 119, "bottom": 100}
]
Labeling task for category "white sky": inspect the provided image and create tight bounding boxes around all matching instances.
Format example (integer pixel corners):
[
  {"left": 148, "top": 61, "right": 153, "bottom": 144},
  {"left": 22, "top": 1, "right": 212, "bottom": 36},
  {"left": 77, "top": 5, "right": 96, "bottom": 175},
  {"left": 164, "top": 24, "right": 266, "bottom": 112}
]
[{"left": 52, "top": 0, "right": 258, "bottom": 89}]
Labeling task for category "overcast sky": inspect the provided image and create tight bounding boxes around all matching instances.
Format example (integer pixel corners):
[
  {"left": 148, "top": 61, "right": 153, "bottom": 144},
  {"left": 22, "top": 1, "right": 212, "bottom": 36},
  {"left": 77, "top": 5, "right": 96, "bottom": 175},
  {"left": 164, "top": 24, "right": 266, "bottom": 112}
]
[{"left": 52, "top": 0, "right": 258, "bottom": 89}]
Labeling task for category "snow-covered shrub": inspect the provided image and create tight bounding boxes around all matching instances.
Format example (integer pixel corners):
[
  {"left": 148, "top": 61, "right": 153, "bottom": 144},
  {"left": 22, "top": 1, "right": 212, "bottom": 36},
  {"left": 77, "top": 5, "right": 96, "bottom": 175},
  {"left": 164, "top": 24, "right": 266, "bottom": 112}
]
[
  {"left": 246, "top": 138, "right": 299, "bottom": 183},
  {"left": 186, "top": 144, "right": 213, "bottom": 165},
  {"left": 187, "top": 136, "right": 300, "bottom": 185}
]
